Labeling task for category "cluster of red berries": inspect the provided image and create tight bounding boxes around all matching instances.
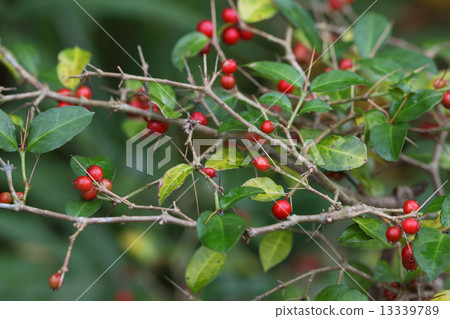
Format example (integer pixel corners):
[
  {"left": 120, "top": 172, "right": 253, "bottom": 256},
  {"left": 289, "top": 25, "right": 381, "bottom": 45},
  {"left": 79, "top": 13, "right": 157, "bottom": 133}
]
[
  {"left": 0, "top": 191, "right": 24, "bottom": 203},
  {"left": 73, "top": 165, "right": 112, "bottom": 201},
  {"left": 57, "top": 86, "right": 92, "bottom": 108},
  {"left": 49, "top": 272, "right": 63, "bottom": 291},
  {"left": 220, "top": 58, "right": 238, "bottom": 90},
  {"left": 329, "top": 0, "right": 355, "bottom": 11}
]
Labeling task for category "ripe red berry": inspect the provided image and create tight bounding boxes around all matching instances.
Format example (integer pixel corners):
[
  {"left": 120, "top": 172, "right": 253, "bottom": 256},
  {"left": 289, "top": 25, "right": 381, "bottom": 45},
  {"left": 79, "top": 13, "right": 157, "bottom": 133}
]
[
  {"left": 222, "top": 7, "right": 238, "bottom": 24},
  {"left": 82, "top": 187, "right": 98, "bottom": 201},
  {"left": 57, "top": 102, "right": 72, "bottom": 108},
  {"left": 339, "top": 58, "right": 353, "bottom": 70},
  {"left": 222, "top": 59, "right": 238, "bottom": 74},
  {"left": 323, "top": 67, "right": 333, "bottom": 73},
  {"left": 220, "top": 74, "right": 236, "bottom": 90},
  {"left": 57, "top": 88, "right": 72, "bottom": 103},
  {"left": 222, "top": 27, "right": 240, "bottom": 45},
  {"left": 386, "top": 226, "right": 402, "bottom": 244},
  {"left": 191, "top": 112, "right": 208, "bottom": 126},
  {"left": 0, "top": 192, "right": 12, "bottom": 204},
  {"left": 329, "top": 0, "right": 343, "bottom": 11},
  {"left": 403, "top": 200, "right": 419, "bottom": 214},
  {"left": 267, "top": 105, "right": 282, "bottom": 113},
  {"left": 197, "top": 20, "right": 213, "bottom": 38},
  {"left": 101, "top": 178, "right": 113, "bottom": 191},
  {"left": 383, "top": 282, "right": 399, "bottom": 301},
  {"left": 151, "top": 102, "right": 160, "bottom": 113},
  {"left": 441, "top": 91, "right": 450, "bottom": 109},
  {"left": 278, "top": 79, "right": 294, "bottom": 94},
  {"left": 261, "top": 120, "right": 274, "bottom": 134},
  {"left": 201, "top": 167, "right": 217, "bottom": 178},
  {"left": 199, "top": 42, "right": 211, "bottom": 55},
  {"left": 402, "top": 257, "right": 418, "bottom": 271},
  {"left": 244, "top": 132, "right": 262, "bottom": 142},
  {"left": 87, "top": 165, "right": 104, "bottom": 182},
  {"left": 272, "top": 200, "right": 292, "bottom": 220},
  {"left": 433, "top": 78, "right": 447, "bottom": 90},
  {"left": 147, "top": 119, "right": 169, "bottom": 134},
  {"left": 239, "top": 29, "right": 254, "bottom": 40},
  {"left": 76, "top": 86, "right": 92, "bottom": 99},
  {"left": 401, "top": 243, "right": 414, "bottom": 262},
  {"left": 293, "top": 43, "right": 317, "bottom": 64},
  {"left": 73, "top": 176, "right": 94, "bottom": 192},
  {"left": 16, "top": 191, "right": 24, "bottom": 200},
  {"left": 252, "top": 156, "right": 270, "bottom": 171},
  {"left": 49, "top": 273, "right": 63, "bottom": 291},
  {"left": 402, "top": 218, "right": 420, "bottom": 235}
]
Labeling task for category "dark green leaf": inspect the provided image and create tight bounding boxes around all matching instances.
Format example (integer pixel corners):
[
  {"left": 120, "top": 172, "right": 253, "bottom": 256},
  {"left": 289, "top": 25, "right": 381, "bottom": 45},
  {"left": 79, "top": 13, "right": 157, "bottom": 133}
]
[
  {"left": 205, "top": 147, "right": 250, "bottom": 171},
  {"left": 172, "top": 32, "right": 209, "bottom": 71},
  {"left": 373, "top": 260, "right": 401, "bottom": 282},
  {"left": 423, "top": 196, "right": 447, "bottom": 214},
  {"left": 159, "top": 164, "right": 194, "bottom": 204},
  {"left": 379, "top": 48, "right": 438, "bottom": 74},
  {"left": 315, "top": 285, "right": 368, "bottom": 301},
  {"left": 27, "top": 106, "right": 94, "bottom": 153},
  {"left": 219, "top": 186, "right": 264, "bottom": 211},
  {"left": 57, "top": 47, "right": 91, "bottom": 89},
  {"left": 259, "top": 230, "right": 293, "bottom": 272},
  {"left": 246, "top": 61, "right": 303, "bottom": 88},
  {"left": 65, "top": 197, "right": 103, "bottom": 217},
  {"left": 238, "top": 0, "right": 277, "bottom": 23},
  {"left": 241, "top": 177, "right": 284, "bottom": 202},
  {"left": 392, "top": 90, "right": 442, "bottom": 123},
  {"left": 299, "top": 99, "right": 332, "bottom": 115},
  {"left": 359, "top": 58, "right": 404, "bottom": 83},
  {"left": 0, "top": 109, "right": 18, "bottom": 152},
  {"left": 338, "top": 224, "right": 389, "bottom": 250},
  {"left": 353, "top": 13, "right": 391, "bottom": 58},
  {"left": 353, "top": 217, "right": 390, "bottom": 247},
  {"left": 70, "top": 155, "right": 116, "bottom": 180},
  {"left": 361, "top": 109, "right": 386, "bottom": 144},
  {"left": 258, "top": 92, "right": 292, "bottom": 114},
  {"left": 441, "top": 196, "right": 450, "bottom": 228},
  {"left": 370, "top": 122, "right": 409, "bottom": 162},
  {"left": 310, "top": 70, "right": 369, "bottom": 93},
  {"left": 148, "top": 82, "right": 177, "bottom": 110}
]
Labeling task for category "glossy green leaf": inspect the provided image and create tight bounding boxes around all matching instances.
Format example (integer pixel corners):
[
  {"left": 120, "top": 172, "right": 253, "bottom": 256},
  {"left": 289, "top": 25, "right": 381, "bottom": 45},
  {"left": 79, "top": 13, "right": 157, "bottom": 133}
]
[
  {"left": 220, "top": 186, "right": 264, "bottom": 211},
  {"left": 196, "top": 211, "right": 247, "bottom": 253},
  {"left": 258, "top": 92, "right": 292, "bottom": 114},
  {"left": 338, "top": 224, "right": 389, "bottom": 250},
  {"left": 361, "top": 109, "right": 386, "bottom": 144},
  {"left": 148, "top": 82, "right": 177, "bottom": 110},
  {"left": 315, "top": 285, "right": 368, "bottom": 301},
  {"left": 0, "top": 110, "right": 18, "bottom": 152},
  {"left": 242, "top": 177, "right": 284, "bottom": 202},
  {"left": 8, "top": 114, "right": 25, "bottom": 132},
  {"left": 185, "top": 246, "right": 226, "bottom": 293},
  {"left": 379, "top": 48, "right": 438, "bottom": 74},
  {"left": 158, "top": 164, "right": 194, "bottom": 204},
  {"left": 205, "top": 147, "right": 250, "bottom": 171},
  {"left": 299, "top": 99, "right": 332, "bottom": 115},
  {"left": 359, "top": 58, "right": 404, "bottom": 83},
  {"left": 310, "top": 70, "right": 369, "bottom": 93},
  {"left": 246, "top": 61, "right": 303, "bottom": 88},
  {"left": 70, "top": 155, "right": 116, "bottom": 180},
  {"left": 423, "top": 196, "right": 447, "bottom": 214},
  {"left": 392, "top": 90, "right": 442, "bottom": 123},
  {"left": 412, "top": 227, "right": 450, "bottom": 281},
  {"left": 238, "top": 0, "right": 277, "bottom": 23},
  {"left": 218, "top": 111, "right": 262, "bottom": 133},
  {"left": 259, "top": 230, "right": 293, "bottom": 272},
  {"left": 65, "top": 197, "right": 103, "bottom": 217},
  {"left": 205, "top": 90, "right": 237, "bottom": 122},
  {"left": 353, "top": 217, "right": 390, "bottom": 247},
  {"left": 353, "top": 13, "right": 391, "bottom": 58},
  {"left": 27, "top": 106, "right": 94, "bottom": 153},
  {"left": 440, "top": 196, "right": 450, "bottom": 228},
  {"left": 156, "top": 103, "right": 182, "bottom": 119},
  {"left": 57, "top": 47, "right": 91, "bottom": 89},
  {"left": 373, "top": 260, "right": 401, "bottom": 283},
  {"left": 370, "top": 122, "right": 409, "bottom": 162},
  {"left": 171, "top": 32, "right": 209, "bottom": 71}
]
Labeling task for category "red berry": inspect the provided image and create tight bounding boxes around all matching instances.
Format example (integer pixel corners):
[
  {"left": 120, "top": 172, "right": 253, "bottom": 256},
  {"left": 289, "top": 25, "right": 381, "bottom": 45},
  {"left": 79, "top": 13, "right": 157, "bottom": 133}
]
[
  {"left": 147, "top": 119, "right": 169, "bottom": 134},
  {"left": 402, "top": 218, "right": 420, "bottom": 235},
  {"left": 261, "top": 120, "right": 274, "bottom": 134},
  {"left": 402, "top": 257, "right": 418, "bottom": 271},
  {"left": 222, "top": 59, "right": 238, "bottom": 74},
  {"left": 199, "top": 42, "right": 211, "bottom": 55},
  {"left": 197, "top": 20, "right": 213, "bottom": 38},
  {"left": 16, "top": 191, "right": 24, "bottom": 200},
  {"left": 191, "top": 112, "right": 208, "bottom": 126},
  {"left": 252, "top": 156, "right": 270, "bottom": 171},
  {"left": 278, "top": 79, "right": 294, "bottom": 94},
  {"left": 293, "top": 43, "right": 317, "bottom": 64},
  {"left": 441, "top": 91, "right": 450, "bottom": 109},
  {"left": 57, "top": 102, "right": 71, "bottom": 108},
  {"left": 433, "top": 78, "right": 447, "bottom": 90},
  {"left": 329, "top": 0, "right": 343, "bottom": 11},
  {"left": 73, "top": 176, "right": 94, "bottom": 192},
  {"left": 201, "top": 167, "right": 217, "bottom": 178},
  {"left": 386, "top": 226, "right": 402, "bottom": 244},
  {"left": 220, "top": 74, "right": 236, "bottom": 90},
  {"left": 326, "top": 171, "right": 344, "bottom": 180},
  {"left": 272, "top": 200, "right": 292, "bottom": 220},
  {"left": 57, "top": 88, "right": 72, "bottom": 103},
  {"left": 114, "top": 290, "right": 135, "bottom": 301},
  {"left": 383, "top": 282, "right": 399, "bottom": 301},
  {"left": 222, "top": 27, "right": 240, "bottom": 45},
  {"left": 76, "top": 86, "right": 92, "bottom": 99},
  {"left": 239, "top": 29, "right": 254, "bottom": 40},
  {"left": 339, "top": 58, "right": 353, "bottom": 70},
  {"left": 222, "top": 7, "right": 238, "bottom": 24},
  {"left": 267, "top": 105, "right": 282, "bottom": 113},
  {"left": 403, "top": 200, "right": 419, "bottom": 214},
  {"left": 401, "top": 243, "right": 414, "bottom": 262},
  {"left": 151, "top": 102, "right": 160, "bottom": 113},
  {"left": 82, "top": 187, "right": 98, "bottom": 201},
  {"left": 0, "top": 192, "right": 12, "bottom": 204},
  {"left": 101, "top": 178, "right": 113, "bottom": 191},
  {"left": 49, "top": 273, "right": 63, "bottom": 291},
  {"left": 244, "top": 132, "right": 262, "bottom": 142},
  {"left": 87, "top": 165, "right": 103, "bottom": 182},
  {"left": 323, "top": 67, "right": 333, "bottom": 73}
]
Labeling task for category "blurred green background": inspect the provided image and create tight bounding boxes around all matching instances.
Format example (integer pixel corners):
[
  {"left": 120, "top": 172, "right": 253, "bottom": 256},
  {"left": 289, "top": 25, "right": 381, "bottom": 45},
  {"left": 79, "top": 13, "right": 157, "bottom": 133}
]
[{"left": 0, "top": 0, "right": 449, "bottom": 301}]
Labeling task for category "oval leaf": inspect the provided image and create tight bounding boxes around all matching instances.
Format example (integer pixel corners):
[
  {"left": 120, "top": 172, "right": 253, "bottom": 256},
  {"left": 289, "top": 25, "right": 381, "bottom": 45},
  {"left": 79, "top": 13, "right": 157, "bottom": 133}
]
[
  {"left": 423, "top": 195, "right": 447, "bottom": 214},
  {"left": 196, "top": 211, "right": 248, "bottom": 253},
  {"left": 392, "top": 90, "right": 442, "bottom": 123},
  {"left": 27, "top": 106, "right": 94, "bottom": 153},
  {"left": 185, "top": 246, "right": 226, "bottom": 293},
  {"left": 353, "top": 13, "right": 391, "bottom": 58},
  {"left": 310, "top": 70, "right": 369, "bottom": 93},
  {"left": 370, "top": 122, "right": 409, "bottom": 162},
  {"left": 258, "top": 92, "right": 292, "bottom": 114},
  {"left": 338, "top": 224, "right": 388, "bottom": 250},
  {"left": 148, "top": 82, "right": 177, "bottom": 110},
  {"left": 299, "top": 99, "right": 332, "bottom": 115},
  {"left": 259, "top": 230, "right": 293, "bottom": 272},
  {"left": 373, "top": 260, "right": 401, "bottom": 283},
  {"left": 159, "top": 164, "right": 194, "bottom": 204},
  {"left": 315, "top": 285, "right": 368, "bottom": 301},
  {"left": 205, "top": 147, "right": 250, "bottom": 171},
  {"left": 359, "top": 58, "right": 404, "bottom": 83},
  {"left": 238, "top": 0, "right": 277, "bottom": 23},
  {"left": 65, "top": 197, "right": 103, "bottom": 217},
  {"left": 241, "top": 177, "right": 284, "bottom": 202},
  {"left": 440, "top": 195, "right": 450, "bottom": 228},
  {"left": 0, "top": 109, "right": 18, "bottom": 152},
  {"left": 171, "top": 32, "right": 209, "bottom": 71},
  {"left": 70, "top": 155, "right": 116, "bottom": 180},
  {"left": 246, "top": 61, "right": 304, "bottom": 88},
  {"left": 57, "top": 47, "right": 91, "bottom": 89},
  {"left": 379, "top": 48, "right": 438, "bottom": 74},
  {"left": 219, "top": 186, "right": 264, "bottom": 211},
  {"left": 353, "top": 217, "right": 390, "bottom": 247}
]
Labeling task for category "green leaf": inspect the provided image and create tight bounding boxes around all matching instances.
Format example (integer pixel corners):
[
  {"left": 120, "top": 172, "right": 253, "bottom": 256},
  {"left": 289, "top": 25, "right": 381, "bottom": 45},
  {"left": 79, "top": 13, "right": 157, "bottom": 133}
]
[
  {"left": 196, "top": 211, "right": 248, "bottom": 253},
  {"left": 218, "top": 111, "right": 262, "bottom": 133},
  {"left": 379, "top": 48, "right": 438, "bottom": 74},
  {"left": 315, "top": 285, "right": 368, "bottom": 301},
  {"left": 361, "top": 109, "right": 386, "bottom": 144},
  {"left": 238, "top": 0, "right": 277, "bottom": 23},
  {"left": 185, "top": 246, "right": 226, "bottom": 293},
  {"left": 8, "top": 114, "right": 25, "bottom": 132},
  {"left": 0, "top": 46, "right": 21, "bottom": 81},
  {"left": 310, "top": 70, "right": 369, "bottom": 93},
  {"left": 245, "top": 61, "right": 304, "bottom": 88},
  {"left": 65, "top": 197, "right": 103, "bottom": 217},
  {"left": 157, "top": 103, "right": 182, "bottom": 119},
  {"left": 353, "top": 217, "right": 390, "bottom": 247},
  {"left": 121, "top": 118, "right": 147, "bottom": 139},
  {"left": 171, "top": 32, "right": 209, "bottom": 71},
  {"left": 359, "top": 58, "right": 404, "bottom": 83},
  {"left": 57, "top": 47, "right": 91, "bottom": 90},
  {"left": 27, "top": 106, "right": 94, "bottom": 153},
  {"left": 370, "top": 122, "right": 409, "bottom": 162},
  {"left": 259, "top": 230, "right": 293, "bottom": 272},
  {"left": 0, "top": 110, "right": 18, "bottom": 152},
  {"left": 158, "top": 164, "right": 194, "bottom": 204},
  {"left": 299, "top": 99, "right": 332, "bottom": 115},
  {"left": 412, "top": 227, "right": 450, "bottom": 281},
  {"left": 441, "top": 196, "right": 450, "bottom": 229},
  {"left": 258, "top": 92, "right": 292, "bottom": 114},
  {"left": 219, "top": 186, "right": 264, "bottom": 211},
  {"left": 70, "top": 155, "right": 116, "bottom": 180},
  {"left": 338, "top": 224, "right": 388, "bottom": 250},
  {"left": 423, "top": 195, "right": 447, "bottom": 214},
  {"left": 241, "top": 177, "right": 284, "bottom": 202},
  {"left": 373, "top": 260, "right": 401, "bottom": 283},
  {"left": 273, "top": 0, "right": 321, "bottom": 52},
  {"left": 205, "top": 147, "right": 250, "bottom": 171},
  {"left": 392, "top": 90, "right": 442, "bottom": 123},
  {"left": 308, "top": 135, "right": 367, "bottom": 171},
  {"left": 148, "top": 82, "right": 177, "bottom": 110},
  {"left": 12, "top": 43, "right": 41, "bottom": 75},
  {"left": 353, "top": 13, "right": 391, "bottom": 58}
]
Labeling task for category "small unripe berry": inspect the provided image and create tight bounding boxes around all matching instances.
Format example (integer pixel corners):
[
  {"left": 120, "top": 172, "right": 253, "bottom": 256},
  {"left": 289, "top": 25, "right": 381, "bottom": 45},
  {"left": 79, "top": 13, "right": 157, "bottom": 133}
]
[
  {"left": 261, "top": 120, "right": 274, "bottom": 134},
  {"left": 73, "top": 176, "right": 94, "bottom": 192},
  {"left": 197, "top": 20, "right": 213, "bottom": 38},
  {"left": 49, "top": 273, "right": 63, "bottom": 291},
  {"left": 222, "top": 59, "right": 238, "bottom": 74},
  {"left": 0, "top": 192, "right": 12, "bottom": 204},
  {"left": 278, "top": 79, "right": 294, "bottom": 94},
  {"left": 76, "top": 86, "right": 92, "bottom": 99},
  {"left": 403, "top": 200, "right": 419, "bottom": 214},
  {"left": 147, "top": 119, "right": 169, "bottom": 134},
  {"left": 222, "top": 7, "right": 238, "bottom": 24},
  {"left": 82, "top": 187, "right": 98, "bottom": 201},
  {"left": 101, "top": 178, "right": 113, "bottom": 191},
  {"left": 222, "top": 27, "right": 240, "bottom": 45},
  {"left": 402, "top": 218, "right": 420, "bottom": 235},
  {"left": 87, "top": 165, "right": 104, "bottom": 182},
  {"left": 191, "top": 112, "right": 208, "bottom": 126},
  {"left": 441, "top": 91, "right": 450, "bottom": 109},
  {"left": 252, "top": 156, "right": 270, "bottom": 171},
  {"left": 272, "top": 200, "right": 292, "bottom": 220},
  {"left": 386, "top": 226, "right": 402, "bottom": 244},
  {"left": 433, "top": 78, "right": 447, "bottom": 90},
  {"left": 201, "top": 167, "right": 217, "bottom": 178},
  {"left": 401, "top": 243, "right": 414, "bottom": 262},
  {"left": 339, "top": 58, "right": 353, "bottom": 70},
  {"left": 220, "top": 74, "right": 236, "bottom": 90},
  {"left": 239, "top": 29, "right": 254, "bottom": 40}
]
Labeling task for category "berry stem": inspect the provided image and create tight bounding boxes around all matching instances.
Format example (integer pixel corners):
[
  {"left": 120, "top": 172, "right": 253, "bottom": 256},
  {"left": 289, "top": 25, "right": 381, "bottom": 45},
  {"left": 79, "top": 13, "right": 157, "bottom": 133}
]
[{"left": 60, "top": 222, "right": 87, "bottom": 275}]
